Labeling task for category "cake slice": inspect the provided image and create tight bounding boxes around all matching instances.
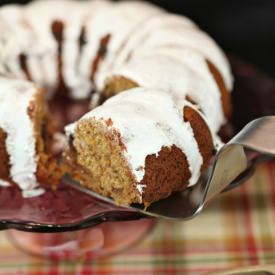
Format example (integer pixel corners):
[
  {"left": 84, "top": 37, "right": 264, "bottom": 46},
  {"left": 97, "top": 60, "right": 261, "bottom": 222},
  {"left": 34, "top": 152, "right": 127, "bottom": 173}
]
[
  {"left": 65, "top": 88, "right": 215, "bottom": 205},
  {"left": 0, "top": 76, "right": 63, "bottom": 197}
]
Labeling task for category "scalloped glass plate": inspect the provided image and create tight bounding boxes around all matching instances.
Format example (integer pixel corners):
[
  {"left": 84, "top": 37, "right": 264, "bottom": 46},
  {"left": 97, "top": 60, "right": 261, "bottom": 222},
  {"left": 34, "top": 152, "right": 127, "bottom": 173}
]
[
  {"left": 0, "top": 182, "right": 153, "bottom": 259},
  {"left": 0, "top": 181, "right": 146, "bottom": 232},
  {"left": 0, "top": 56, "right": 274, "bottom": 258}
]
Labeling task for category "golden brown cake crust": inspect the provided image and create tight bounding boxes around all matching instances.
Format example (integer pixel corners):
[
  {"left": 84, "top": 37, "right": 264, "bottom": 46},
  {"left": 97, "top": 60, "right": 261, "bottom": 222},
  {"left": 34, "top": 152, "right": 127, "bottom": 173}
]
[
  {"left": 19, "top": 54, "right": 31, "bottom": 81},
  {"left": 207, "top": 60, "right": 232, "bottom": 119},
  {"left": 183, "top": 106, "right": 215, "bottom": 170},
  {"left": 0, "top": 129, "right": 12, "bottom": 182},
  {"left": 92, "top": 34, "right": 111, "bottom": 81},
  {"left": 142, "top": 145, "right": 191, "bottom": 204},
  {"left": 141, "top": 106, "right": 215, "bottom": 204},
  {"left": 51, "top": 20, "right": 68, "bottom": 97}
]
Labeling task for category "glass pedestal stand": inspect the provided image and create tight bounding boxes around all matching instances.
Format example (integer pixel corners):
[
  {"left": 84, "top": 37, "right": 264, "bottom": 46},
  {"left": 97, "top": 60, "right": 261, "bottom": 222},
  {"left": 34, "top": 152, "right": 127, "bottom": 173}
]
[{"left": 7, "top": 219, "right": 155, "bottom": 261}]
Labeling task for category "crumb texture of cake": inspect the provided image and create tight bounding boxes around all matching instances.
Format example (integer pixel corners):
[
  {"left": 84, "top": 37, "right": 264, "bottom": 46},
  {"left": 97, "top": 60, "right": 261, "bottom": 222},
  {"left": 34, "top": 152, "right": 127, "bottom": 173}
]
[
  {"left": 0, "top": 0, "right": 233, "bottom": 203},
  {"left": 69, "top": 119, "right": 141, "bottom": 205},
  {"left": 65, "top": 88, "right": 215, "bottom": 205},
  {"left": 0, "top": 77, "right": 62, "bottom": 197}
]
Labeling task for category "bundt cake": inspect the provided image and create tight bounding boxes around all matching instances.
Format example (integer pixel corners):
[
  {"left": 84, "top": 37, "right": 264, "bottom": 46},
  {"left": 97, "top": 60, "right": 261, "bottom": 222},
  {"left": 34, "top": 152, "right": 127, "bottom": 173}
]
[{"left": 0, "top": 0, "right": 233, "bottom": 205}]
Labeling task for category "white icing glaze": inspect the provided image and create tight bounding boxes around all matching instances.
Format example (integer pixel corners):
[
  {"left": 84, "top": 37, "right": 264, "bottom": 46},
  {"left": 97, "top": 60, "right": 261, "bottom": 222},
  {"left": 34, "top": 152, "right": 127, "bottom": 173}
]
[
  {"left": 0, "top": 0, "right": 111, "bottom": 98},
  {"left": 0, "top": 0, "right": 232, "bottom": 98},
  {"left": 27, "top": 55, "right": 45, "bottom": 85},
  {"left": 104, "top": 48, "right": 225, "bottom": 133},
  {"left": 96, "top": 13, "right": 196, "bottom": 91},
  {"left": 99, "top": 13, "right": 232, "bottom": 96},
  {"left": 80, "top": 0, "right": 163, "bottom": 91},
  {"left": 66, "top": 88, "right": 203, "bottom": 190},
  {"left": 136, "top": 183, "right": 146, "bottom": 195},
  {"left": 113, "top": 13, "right": 197, "bottom": 70},
  {"left": 57, "top": 0, "right": 111, "bottom": 99},
  {"left": 0, "top": 5, "right": 33, "bottom": 79},
  {"left": 135, "top": 27, "right": 233, "bottom": 90},
  {"left": 52, "top": 132, "right": 67, "bottom": 155},
  {"left": 0, "top": 179, "right": 11, "bottom": 187},
  {"left": 0, "top": 77, "right": 39, "bottom": 193},
  {"left": 24, "top": 0, "right": 107, "bottom": 97},
  {"left": 0, "top": 0, "right": 233, "bottom": 197},
  {"left": 23, "top": 187, "right": 45, "bottom": 198}
]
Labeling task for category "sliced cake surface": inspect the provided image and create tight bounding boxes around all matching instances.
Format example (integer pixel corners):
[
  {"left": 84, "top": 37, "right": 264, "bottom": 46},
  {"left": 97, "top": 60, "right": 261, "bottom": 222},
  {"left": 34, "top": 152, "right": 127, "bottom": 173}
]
[{"left": 65, "top": 88, "right": 216, "bottom": 205}]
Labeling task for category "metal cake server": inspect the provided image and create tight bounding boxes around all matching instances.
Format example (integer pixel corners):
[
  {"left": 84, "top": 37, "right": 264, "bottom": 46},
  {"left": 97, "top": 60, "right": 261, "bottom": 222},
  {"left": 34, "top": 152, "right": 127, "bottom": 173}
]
[{"left": 66, "top": 116, "right": 275, "bottom": 221}]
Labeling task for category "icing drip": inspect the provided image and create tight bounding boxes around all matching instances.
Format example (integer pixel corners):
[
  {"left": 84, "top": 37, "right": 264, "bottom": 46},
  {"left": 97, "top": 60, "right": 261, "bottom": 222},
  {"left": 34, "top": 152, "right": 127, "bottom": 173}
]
[
  {"left": 134, "top": 27, "right": 232, "bottom": 90},
  {"left": 105, "top": 49, "right": 225, "bottom": 134},
  {"left": 0, "top": 5, "right": 33, "bottom": 79},
  {"left": 97, "top": 13, "right": 232, "bottom": 96},
  {"left": 91, "top": 1, "right": 164, "bottom": 90},
  {"left": 23, "top": 188, "right": 45, "bottom": 198},
  {"left": 66, "top": 88, "right": 203, "bottom": 188},
  {"left": 0, "top": 179, "right": 11, "bottom": 187},
  {"left": 113, "top": 13, "right": 197, "bottom": 70},
  {"left": 0, "top": 0, "right": 112, "bottom": 98},
  {"left": 0, "top": 0, "right": 232, "bottom": 101},
  {"left": 136, "top": 184, "right": 146, "bottom": 195},
  {"left": 24, "top": 0, "right": 104, "bottom": 97},
  {"left": 0, "top": 77, "right": 39, "bottom": 196},
  {"left": 80, "top": 0, "right": 163, "bottom": 91}
]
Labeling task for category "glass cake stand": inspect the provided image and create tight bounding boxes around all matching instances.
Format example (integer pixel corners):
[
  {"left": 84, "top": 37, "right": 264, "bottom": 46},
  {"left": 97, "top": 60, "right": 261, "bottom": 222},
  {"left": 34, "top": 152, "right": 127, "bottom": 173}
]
[
  {"left": 1, "top": 55, "right": 275, "bottom": 260},
  {"left": 7, "top": 220, "right": 155, "bottom": 260},
  {"left": 0, "top": 182, "right": 155, "bottom": 260}
]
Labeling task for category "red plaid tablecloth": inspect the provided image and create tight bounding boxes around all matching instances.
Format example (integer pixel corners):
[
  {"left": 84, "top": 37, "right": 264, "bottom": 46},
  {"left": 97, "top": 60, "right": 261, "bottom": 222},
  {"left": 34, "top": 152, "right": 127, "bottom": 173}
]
[{"left": 0, "top": 161, "right": 275, "bottom": 274}]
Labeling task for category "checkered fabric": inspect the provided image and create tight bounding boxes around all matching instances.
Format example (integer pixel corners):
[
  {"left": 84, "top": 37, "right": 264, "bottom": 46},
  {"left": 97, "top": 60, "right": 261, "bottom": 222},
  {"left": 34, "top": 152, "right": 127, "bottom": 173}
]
[{"left": 0, "top": 161, "right": 275, "bottom": 275}]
